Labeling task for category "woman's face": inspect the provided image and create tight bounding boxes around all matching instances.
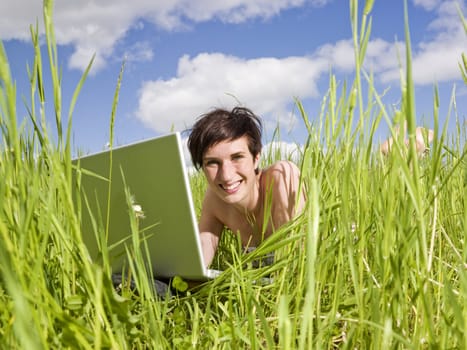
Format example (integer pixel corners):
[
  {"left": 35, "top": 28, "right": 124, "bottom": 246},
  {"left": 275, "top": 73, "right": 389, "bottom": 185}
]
[{"left": 202, "top": 136, "right": 260, "bottom": 209}]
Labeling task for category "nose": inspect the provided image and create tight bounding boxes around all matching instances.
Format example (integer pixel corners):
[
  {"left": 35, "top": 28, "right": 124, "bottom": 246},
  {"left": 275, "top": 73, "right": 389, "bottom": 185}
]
[{"left": 219, "top": 161, "right": 235, "bottom": 181}]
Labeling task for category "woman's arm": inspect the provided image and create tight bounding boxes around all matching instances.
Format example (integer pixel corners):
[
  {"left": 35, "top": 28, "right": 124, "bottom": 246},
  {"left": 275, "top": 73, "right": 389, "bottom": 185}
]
[{"left": 198, "top": 192, "right": 224, "bottom": 267}]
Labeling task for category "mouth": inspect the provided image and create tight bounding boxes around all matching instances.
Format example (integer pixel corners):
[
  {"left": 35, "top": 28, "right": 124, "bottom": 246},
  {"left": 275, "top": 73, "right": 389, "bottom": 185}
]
[{"left": 220, "top": 180, "right": 242, "bottom": 194}]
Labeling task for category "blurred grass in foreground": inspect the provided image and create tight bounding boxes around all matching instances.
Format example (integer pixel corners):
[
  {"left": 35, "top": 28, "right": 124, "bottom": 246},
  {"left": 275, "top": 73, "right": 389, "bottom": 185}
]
[{"left": 1, "top": 0, "right": 467, "bottom": 348}]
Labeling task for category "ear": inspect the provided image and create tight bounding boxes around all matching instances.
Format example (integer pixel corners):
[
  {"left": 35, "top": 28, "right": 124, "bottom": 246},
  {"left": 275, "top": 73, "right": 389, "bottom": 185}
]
[{"left": 254, "top": 152, "right": 260, "bottom": 168}]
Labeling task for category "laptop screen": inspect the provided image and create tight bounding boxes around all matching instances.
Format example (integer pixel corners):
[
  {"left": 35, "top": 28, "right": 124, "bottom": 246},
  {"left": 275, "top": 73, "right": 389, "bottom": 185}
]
[{"left": 73, "top": 132, "right": 209, "bottom": 279}]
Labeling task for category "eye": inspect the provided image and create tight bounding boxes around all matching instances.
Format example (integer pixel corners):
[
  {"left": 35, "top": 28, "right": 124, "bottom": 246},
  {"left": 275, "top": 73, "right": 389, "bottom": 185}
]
[{"left": 204, "top": 159, "right": 219, "bottom": 167}]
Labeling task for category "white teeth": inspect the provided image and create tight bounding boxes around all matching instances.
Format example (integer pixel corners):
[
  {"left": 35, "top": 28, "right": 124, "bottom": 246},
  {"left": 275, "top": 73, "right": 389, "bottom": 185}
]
[{"left": 222, "top": 181, "right": 241, "bottom": 191}]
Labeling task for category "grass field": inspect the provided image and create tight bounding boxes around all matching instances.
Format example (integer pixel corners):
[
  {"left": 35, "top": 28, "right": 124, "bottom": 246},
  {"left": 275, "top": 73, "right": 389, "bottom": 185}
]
[{"left": 1, "top": 0, "right": 467, "bottom": 348}]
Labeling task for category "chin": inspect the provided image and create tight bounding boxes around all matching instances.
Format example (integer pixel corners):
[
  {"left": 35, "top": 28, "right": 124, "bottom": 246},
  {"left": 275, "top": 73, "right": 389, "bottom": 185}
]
[
  {"left": 220, "top": 194, "right": 240, "bottom": 204},
  {"left": 219, "top": 190, "right": 243, "bottom": 205}
]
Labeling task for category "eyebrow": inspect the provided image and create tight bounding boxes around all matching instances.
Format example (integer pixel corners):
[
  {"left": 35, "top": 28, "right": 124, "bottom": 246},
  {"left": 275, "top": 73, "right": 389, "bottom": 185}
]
[
  {"left": 203, "top": 151, "right": 247, "bottom": 161},
  {"left": 202, "top": 156, "right": 219, "bottom": 164},
  {"left": 230, "top": 151, "right": 246, "bottom": 157}
]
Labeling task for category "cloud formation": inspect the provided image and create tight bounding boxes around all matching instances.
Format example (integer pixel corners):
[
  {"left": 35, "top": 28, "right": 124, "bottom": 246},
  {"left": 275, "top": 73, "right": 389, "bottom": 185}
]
[
  {"left": 379, "top": 0, "right": 467, "bottom": 85},
  {"left": 136, "top": 53, "right": 326, "bottom": 133},
  {"left": 1, "top": 0, "right": 464, "bottom": 82},
  {"left": 1, "top": 0, "right": 465, "bottom": 137},
  {"left": 0, "top": 0, "right": 327, "bottom": 72},
  {"left": 134, "top": 0, "right": 466, "bottom": 134}
]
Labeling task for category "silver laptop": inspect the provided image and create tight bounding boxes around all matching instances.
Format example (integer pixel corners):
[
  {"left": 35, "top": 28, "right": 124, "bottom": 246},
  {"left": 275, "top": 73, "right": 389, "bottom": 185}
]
[{"left": 73, "top": 132, "right": 219, "bottom": 280}]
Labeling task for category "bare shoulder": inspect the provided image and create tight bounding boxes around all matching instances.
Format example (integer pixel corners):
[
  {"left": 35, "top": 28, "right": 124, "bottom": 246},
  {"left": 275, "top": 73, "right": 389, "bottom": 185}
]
[
  {"left": 261, "top": 160, "right": 304, "bottom": 200},
  {"left": 262, "top": 160, "right": 301, "bottom": 185},
  {"left": 261, "top": 160, "right": 306, "bottom": 227}
]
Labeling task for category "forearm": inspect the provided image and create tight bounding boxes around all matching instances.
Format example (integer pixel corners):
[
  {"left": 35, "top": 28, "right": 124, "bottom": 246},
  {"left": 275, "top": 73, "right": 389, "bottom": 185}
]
[{"left": 200, "top": 232, "right": 219, "bottom": 268}]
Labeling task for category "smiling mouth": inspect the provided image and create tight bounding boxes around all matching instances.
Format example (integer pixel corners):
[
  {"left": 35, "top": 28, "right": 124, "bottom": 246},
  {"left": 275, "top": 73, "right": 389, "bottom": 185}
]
[{"left": 220, "top": 180, "right": 242, "bottom": 193}]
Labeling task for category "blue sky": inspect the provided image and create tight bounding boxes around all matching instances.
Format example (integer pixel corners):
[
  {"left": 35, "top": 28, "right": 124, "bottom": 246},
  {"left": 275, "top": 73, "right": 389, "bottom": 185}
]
[{"left": 1, "top": 0, "right": 466, "bottom": 157}]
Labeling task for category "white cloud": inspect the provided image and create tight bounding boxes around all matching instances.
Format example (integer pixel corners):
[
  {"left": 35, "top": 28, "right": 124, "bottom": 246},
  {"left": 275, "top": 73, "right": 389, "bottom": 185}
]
[
  {"left": 2, "top": 0, "right": 463, "bottom": 82},
  {"left": 412, "top": 0, "right": 441, "bottom": 11},
  {"left": 314, "top": 39, "right": 356, "bottom": 72},
  {"left": 0, "top": 0, "right": 326, "bottom": 73},
  {"left": 118, "top": 41, "right": 154, "bottom": 64},
  {"left": 312, "top": 1, "right": 466, "bottom": 86},
  {"left": 134, "top": 0, "right": 467, "bottom": 135},
  {"left": 379, "top": 0, "right": 467, "bottom": 85},
  {"left": 0, "top": 1, "right": 43, "bottom": 40},
  {"left": 263, "top": 141, "right": 304, "bottom": 163},
  {"left": 3, "top": 0, "right": 465, "bottom": 134},
  {"left": 135, "top": 53, "right": 326, "bottom": 134}
]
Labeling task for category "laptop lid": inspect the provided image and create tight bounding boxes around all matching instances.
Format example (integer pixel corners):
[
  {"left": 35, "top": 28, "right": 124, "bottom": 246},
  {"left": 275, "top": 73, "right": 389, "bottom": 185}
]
[{"left": 73, "top": 132, "right": 212, "bottom": 280}]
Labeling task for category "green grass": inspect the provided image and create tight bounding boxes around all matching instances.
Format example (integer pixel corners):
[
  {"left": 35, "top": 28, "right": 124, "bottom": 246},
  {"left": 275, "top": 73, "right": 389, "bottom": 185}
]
[{"left": 1, "top": 0, "right": 467, "bottom": 348}]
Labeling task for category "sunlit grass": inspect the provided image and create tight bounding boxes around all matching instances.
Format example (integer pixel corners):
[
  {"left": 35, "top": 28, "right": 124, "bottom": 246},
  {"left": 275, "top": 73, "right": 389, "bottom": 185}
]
[{"left": 1, "top": 0, "right": 467, "bottom": 348}]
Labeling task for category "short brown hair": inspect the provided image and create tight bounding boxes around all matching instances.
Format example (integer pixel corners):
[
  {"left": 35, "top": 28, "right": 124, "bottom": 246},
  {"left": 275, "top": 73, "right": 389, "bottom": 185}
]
[{"left": 187, "top": 107, "right": 263, "bottom": 170}]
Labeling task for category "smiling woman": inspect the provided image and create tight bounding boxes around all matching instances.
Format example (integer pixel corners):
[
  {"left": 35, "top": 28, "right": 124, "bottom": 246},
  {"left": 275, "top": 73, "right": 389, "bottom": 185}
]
[{"left": 187, "top": 107, "right": 306, "bottom": 267}]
